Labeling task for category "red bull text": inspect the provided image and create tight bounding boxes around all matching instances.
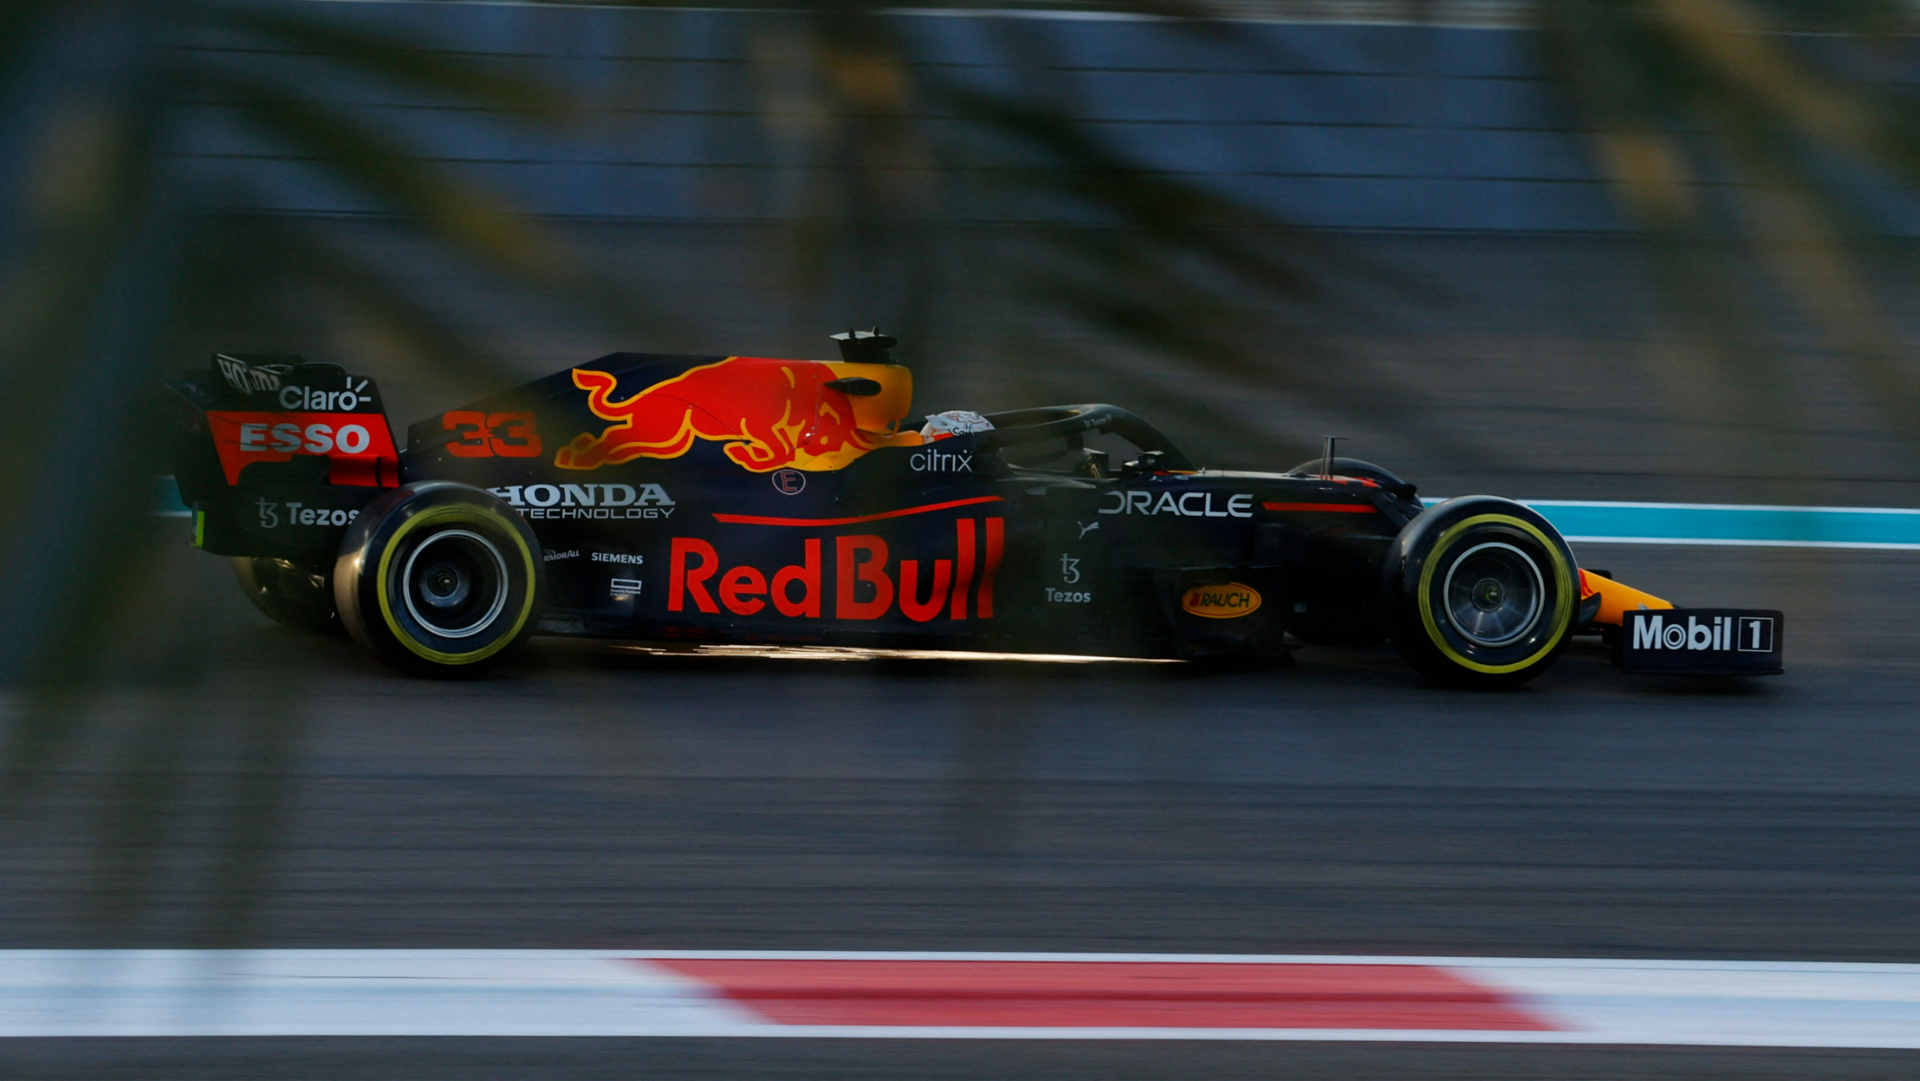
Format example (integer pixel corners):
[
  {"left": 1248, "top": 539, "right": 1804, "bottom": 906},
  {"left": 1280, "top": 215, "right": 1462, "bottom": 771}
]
[
  {"left": 555, "top": 357, "right": 906, "bottom": 473},
  {"left": 669, "top": 518, "right": 1004, "bottom": 622}
]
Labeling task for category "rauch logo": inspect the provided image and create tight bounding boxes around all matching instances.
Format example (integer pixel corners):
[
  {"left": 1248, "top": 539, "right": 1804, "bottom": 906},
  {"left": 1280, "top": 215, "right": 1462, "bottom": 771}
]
[{"left": 1181, "top": 582, "right": 1261, "bottom": 619}]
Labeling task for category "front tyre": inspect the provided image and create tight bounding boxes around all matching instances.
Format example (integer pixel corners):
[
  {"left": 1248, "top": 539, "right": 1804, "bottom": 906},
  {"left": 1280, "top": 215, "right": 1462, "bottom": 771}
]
[
  {"left": 334, "top": 482, "right": 542, "bottom": 678},
  {"left": 1385, "top": 496, "right": 1578, "bottom": 689}
]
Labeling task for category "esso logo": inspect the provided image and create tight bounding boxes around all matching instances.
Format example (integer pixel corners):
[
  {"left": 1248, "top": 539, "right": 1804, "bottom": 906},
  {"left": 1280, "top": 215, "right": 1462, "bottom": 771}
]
[{"left": 238, "top": 421, "right": 373, "bottom": 455}]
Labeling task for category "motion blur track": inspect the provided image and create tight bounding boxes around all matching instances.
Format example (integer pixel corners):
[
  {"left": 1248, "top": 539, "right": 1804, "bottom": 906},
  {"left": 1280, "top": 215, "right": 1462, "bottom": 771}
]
[{"left": 2, "top": 534, "right": 1919, "bottom": 1080}]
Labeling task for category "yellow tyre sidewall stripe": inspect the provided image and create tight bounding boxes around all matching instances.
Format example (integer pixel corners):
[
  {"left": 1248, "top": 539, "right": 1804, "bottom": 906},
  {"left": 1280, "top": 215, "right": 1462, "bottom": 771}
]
[
  {"left": 1416, "top": 512, "right": 1575, "bottom": 675},
  {"left": 375, "top": 502, "right": 537, "bottom": 665}
]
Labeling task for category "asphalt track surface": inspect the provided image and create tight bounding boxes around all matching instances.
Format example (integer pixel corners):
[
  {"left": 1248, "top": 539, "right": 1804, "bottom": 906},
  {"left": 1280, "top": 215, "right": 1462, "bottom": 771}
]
[{"left": 3, "top": 542, "right": 1919, "bottom": 1077}]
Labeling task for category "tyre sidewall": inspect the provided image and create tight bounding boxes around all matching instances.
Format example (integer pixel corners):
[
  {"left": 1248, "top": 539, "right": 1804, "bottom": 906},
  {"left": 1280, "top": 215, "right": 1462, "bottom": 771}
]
[
  {"left": 1385, "top": 496, "right": 1578, "bottom": 688},
  {"left": 335, "top": 482, "right": 543, "bottom": 677}
]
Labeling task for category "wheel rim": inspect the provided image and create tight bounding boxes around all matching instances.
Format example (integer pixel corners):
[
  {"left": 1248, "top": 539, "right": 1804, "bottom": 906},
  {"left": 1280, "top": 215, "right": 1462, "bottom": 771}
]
[
  {"left": 1440, "top": 541, "right": 1544, "bottom": 647},
  {"left": 400, "top": 528, "right": 509, "bottom": 639}
]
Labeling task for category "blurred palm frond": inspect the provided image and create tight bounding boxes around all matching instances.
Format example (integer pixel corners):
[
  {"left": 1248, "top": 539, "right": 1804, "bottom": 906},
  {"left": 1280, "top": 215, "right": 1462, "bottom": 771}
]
[
  {"left": 1540, "top": 0, "right": 1920, "bottom": 474},
  {"left": 6, "top": 0, "right": 1920, "bottom": 944}
]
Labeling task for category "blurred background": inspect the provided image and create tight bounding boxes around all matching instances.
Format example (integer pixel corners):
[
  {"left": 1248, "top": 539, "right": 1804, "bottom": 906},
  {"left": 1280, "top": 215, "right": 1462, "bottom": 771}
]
[{"left": 3, "top": 2, "right": 1920, "bottom": 1074}]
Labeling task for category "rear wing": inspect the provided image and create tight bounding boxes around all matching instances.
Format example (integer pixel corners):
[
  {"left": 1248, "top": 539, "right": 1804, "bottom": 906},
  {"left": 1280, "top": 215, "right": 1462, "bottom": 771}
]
[{"left": 163, "top": 353, "right": 400, "bottom": 560}]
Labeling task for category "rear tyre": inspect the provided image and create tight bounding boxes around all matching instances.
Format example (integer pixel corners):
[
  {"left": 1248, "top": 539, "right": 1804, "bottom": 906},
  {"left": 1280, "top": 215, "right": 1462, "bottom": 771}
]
[
  {"left": 232, "top": 557, "right": 343, "bottom": 635},
  {"left": 334, "top": 482, "right": 542, "bottom": 678},
  {"left": 1385, "top": 496, "right": 1578, "bottom": 689}
]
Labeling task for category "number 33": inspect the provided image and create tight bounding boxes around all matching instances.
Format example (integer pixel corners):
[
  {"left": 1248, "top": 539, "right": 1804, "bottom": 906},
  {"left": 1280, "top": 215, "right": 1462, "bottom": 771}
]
[{"left": 443, "top": 411, "right": 541, "bottom": 458}]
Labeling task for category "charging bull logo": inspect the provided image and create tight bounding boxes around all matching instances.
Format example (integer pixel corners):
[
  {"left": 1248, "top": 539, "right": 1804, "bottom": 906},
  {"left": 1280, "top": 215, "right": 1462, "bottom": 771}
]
[
  {"left": 555, "top": 356, "right": 915, "bottom": 472},
  {"left": 669, "top": 518, "right": 1004, "bottom": 622}
]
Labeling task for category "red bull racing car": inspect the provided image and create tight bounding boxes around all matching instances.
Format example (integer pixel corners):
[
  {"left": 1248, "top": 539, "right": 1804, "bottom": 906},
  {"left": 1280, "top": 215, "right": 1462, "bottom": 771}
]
[{"left": 162, "top": 332, "right": 1783, "bottom": 686}]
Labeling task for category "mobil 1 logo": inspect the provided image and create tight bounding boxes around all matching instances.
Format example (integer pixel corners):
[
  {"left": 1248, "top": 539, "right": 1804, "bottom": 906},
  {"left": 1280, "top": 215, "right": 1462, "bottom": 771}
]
[{"left": 1621, "top": 608, "right": 1784, "bottom": 676}]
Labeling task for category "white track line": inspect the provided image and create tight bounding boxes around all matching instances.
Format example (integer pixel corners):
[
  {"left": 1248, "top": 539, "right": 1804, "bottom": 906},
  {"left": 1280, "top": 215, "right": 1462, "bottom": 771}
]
[{"left": 3, "top": 951, "right": 1919, "bottom": 1046}]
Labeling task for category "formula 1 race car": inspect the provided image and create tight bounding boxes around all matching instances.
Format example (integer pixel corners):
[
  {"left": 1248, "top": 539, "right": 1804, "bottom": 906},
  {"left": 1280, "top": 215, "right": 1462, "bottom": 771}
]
[{"left": 162, "top": 332, "right": 1784, "bottom": 686}]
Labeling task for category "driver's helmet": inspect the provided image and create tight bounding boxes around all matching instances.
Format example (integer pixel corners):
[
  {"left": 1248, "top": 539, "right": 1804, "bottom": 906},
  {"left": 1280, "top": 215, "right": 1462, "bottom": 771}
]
[{"left": 921, "top": 410, "right": 994, "bottom": 441}]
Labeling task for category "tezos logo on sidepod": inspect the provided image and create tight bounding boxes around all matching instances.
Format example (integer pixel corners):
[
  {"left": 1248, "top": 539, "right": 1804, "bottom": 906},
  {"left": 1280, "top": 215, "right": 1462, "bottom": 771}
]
[{"left": 257, "top": 498, "right": 358, "bottom": 530}]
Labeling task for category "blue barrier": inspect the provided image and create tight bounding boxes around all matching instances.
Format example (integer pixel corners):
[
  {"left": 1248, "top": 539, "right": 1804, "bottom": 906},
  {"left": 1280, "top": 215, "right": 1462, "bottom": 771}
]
[
  {"left": 1529, "top": 500, "right": 1920, "bottom": 549},
  {"left": 156, "top": 475, "right": 191, "bottom": 517},
  {"left": 1426, "top": 498, "right": 1920, "bottom": 550}
]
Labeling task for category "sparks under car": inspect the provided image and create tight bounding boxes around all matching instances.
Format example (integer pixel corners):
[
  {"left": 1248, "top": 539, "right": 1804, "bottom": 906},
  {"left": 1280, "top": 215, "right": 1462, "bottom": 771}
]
[{"left": 162, "top": 332, "right": 1783, "bottom": 685}]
